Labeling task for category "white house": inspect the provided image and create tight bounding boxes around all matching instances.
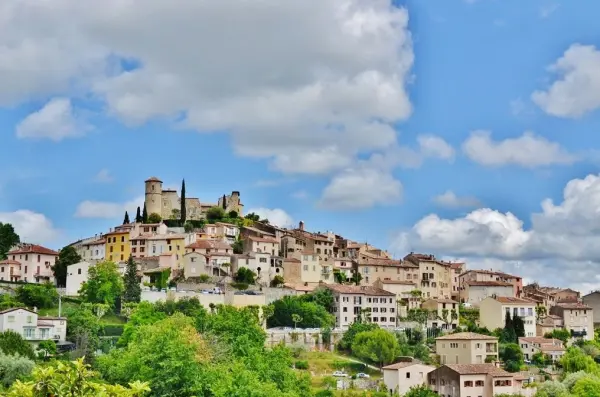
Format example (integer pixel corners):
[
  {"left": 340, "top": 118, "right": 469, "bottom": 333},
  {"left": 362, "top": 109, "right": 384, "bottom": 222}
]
[
  {"left": 0, "top": 308, "right": 67, "bottom": 344},
  {"left": 66, "top": 261, "right": 92, "bottom": 296},
  {"left": 382, "top": 361, "right": 436, "bottom": 396}
]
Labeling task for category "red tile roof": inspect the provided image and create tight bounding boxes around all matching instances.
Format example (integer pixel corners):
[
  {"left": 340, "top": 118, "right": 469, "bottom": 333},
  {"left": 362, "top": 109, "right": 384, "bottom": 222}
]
[
  {"left": 145, "top": 176, "right": 162, "bottom": 183},
  {"left": 284, "top": 258, "right": 301, "bottom": 263},
  {"left": 0, "top": 259, "right": 20, "bottom": 265},
  {"left": 247, "top": 235, "right": 279, "bottom": 243},
  {"left": 9, "top": 244, "right": 58, "bottom": 256},
  {"left": 444, "top": 364, "right": 511, "bottom": 377},
  {"left": 556, "top": 302, "right": 591, "bottom": 310},
  {"left": 436, "top": 332, "right": 497, "bottom": 341},
  {"left": 493, "top": 297, "right": 536, "bottom": 305},
  {"left": 324, "top": 284, "right": 395, "bottom": 296},
  {"left": 185, "top": 240, "right": 232, "bottom": 250},
  {"left": 466, "top": 281, "right": 513, "bottom": 287}
]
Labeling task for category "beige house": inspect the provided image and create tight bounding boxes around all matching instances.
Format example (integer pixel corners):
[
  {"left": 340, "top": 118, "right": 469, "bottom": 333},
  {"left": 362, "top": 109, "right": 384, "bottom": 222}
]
[
  {"left": 3, "top": 244, "right": 58, "bottom": 284},
  {"left": 536, "top": 314, "right": 564, "bottom": 337},
  {"left": 282, "top": 254, "right": 321, "bottom": 286},
  {"left": 231, "top": 252, "right": 273, "bottom": 282},
  {"left": 449, "top": 262, "right": 465, "bottom": 301},
  {"left": 403, "top": 253, "right": 452, "bottom": 300},
  {"left": 436, "top": 332, "right": 499, "bottom": 365},
  {"left": 356, "top": 258, "right": 419, "bottom": 286},
  {"left": 185, "top": 239, "right": 233, "bottom": 255},
  {"left": 183, "top": 251, "right": 233, "bottom": 279},
  {"left": 582, "top": 291, "right": 600, "bottom": 326},
  {"left": 325, "top": 284, "right": 396, "bottom": 329},
  {"left": 460, "top": 281, "right": 514, "bottom": 306},
  {"left": 422, "top": 299, "right": 460, "bottom": 330},
  {"left": 459, "top": 270, "right": 523, "bottom": 298},
  {"left": 382, "top": 361, "right": 435, "bottom": 395},
  {"left": 428, "top": 364, "right": 526, "bottom": 397},
  {"left": 479, "top": 297, "right": 537, "bottom": 337},
  {"left": 373, "top": 279, "right": 420, "bottom": 318},
  {"left": 550, "top": 302, "right": 593, "bottom": 340},
  {"left": 244, "top": 235, "right": 280, "bottom": 256},
  {"left": 518, "top": 337, "right": 565, "bottom": 362}
]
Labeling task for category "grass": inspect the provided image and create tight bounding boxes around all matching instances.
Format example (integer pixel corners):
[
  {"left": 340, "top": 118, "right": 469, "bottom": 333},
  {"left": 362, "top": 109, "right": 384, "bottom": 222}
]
[{"left": 38, "top": 302, "right": 126, "bottom": 325}]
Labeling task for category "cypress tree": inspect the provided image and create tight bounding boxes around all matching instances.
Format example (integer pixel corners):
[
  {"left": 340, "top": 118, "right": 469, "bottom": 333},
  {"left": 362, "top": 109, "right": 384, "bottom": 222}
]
[
  {"left": 142, "top": 203, "right": 148, "bottom": 223},
  {"left": 122, "top": 255, "right": 141, "bottom": 303},
  {"left": 135, "top": 206, "right": 142, "bottom": 223},
  {"left": 222, "top": 194, "right": 227, "bottom": 210},
  {"left": 123, "top": 211, "right": 130, "bottom": 224},
  {"left": 180, "top": 179, "right": 187, "bottom": 225}
]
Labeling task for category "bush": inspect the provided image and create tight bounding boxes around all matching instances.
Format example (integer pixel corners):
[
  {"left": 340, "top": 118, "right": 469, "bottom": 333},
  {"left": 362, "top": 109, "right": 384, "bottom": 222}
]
[
  {"left": 16, "top": 283, "right": 59, "bottom": 309},
  {"left": 147, "top": 213, "right": 162, "bottom": 223},
  {"left": 0, "top": 330, "right": 35, "bottom": 360},
  {"left": 295, "top": 360, "right": 309, "bottom": 370},
  {"left": 231, "top": 282, "right": 249, "bottom": 290},
  {"left": 103, "top": 324, "right": 125, "bottom": 336},
  {"left": 0, "top": 351, "right": 34, "bottom": 387},
  {"left": 234, "top": 267, "right": 256, "bottom": 284}
]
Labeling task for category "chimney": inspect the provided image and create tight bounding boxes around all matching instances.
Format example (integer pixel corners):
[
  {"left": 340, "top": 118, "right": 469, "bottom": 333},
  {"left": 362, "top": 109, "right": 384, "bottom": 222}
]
[{"left": 299, "top": 221, "right": 304, "bottom": 231}]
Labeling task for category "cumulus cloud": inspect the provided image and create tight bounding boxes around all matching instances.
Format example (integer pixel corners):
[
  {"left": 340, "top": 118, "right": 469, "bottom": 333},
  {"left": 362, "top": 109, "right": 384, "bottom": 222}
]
[
  {"left": 532, "top": 44, "right": 600, "bottom": 118},
  {"left": 433, "top": 191, "right": 481, "bottom": 208},
  {"left": 246, "top": 208, "right": 294, "bottom": 228},
  {"left": 0, "top": 0, "right": 414, "bottom": 175},
  {"left": 75, "top": 196, "right": 144, "bottom": 219},
  {"left": 462, "top": 130, "right": 577, "bottom": 167},
  {"left": 393, "top": 173, "right": 600, "bottom": 291},
  {"left": 15, "top": 98, "right": 85, "bottom": 141},
  {"left": 417, "top": 135, "right": 455, "bottom": 161},
  {"left": 0, "top": 210, "right": 61, "bottom": 244}
]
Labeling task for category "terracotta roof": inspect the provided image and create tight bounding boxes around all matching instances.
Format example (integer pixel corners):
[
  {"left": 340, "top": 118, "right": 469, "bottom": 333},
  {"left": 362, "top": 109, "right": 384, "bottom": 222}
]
[
  {"left": 0, "top": 307, "right": 36, "bottom": 315},
  {"left": 324, "top": 284, "right": 395, "bottom": 296},
  {"left": 9, "top": 244, "right": 58, "bottom": 256},
  {"left": 284, "top": 258, "right": 301, "bottom": 263},
  {"left": 145, "top": 176, "right": 162, "bottom": 183},
  {"left": 0, "top": 259, "right": 20, "bottom": 265},
  {"left": 185, "top": 240, "right": 232, "bottom": 250},
  {"left": 448, "top": 262, "right": 465, "bottom": 269},
  {"left": 519, "top": 337, "right": 561, "bottom": 344},
  {"left": 466, "top": 280, "right": 513, "bottom": 287},
  {"left": 556, "top": 302, "right": 591, "bottom": 310},
  {"left": 358, "top": 258, "right": 406, "bottom": 267},
  {"left": 284, "top": 283, "right": 315, "bottom": 292},
  {"left": 539, "top": 345, "right": 565, "bottom": 352},
  {"left": 247, "top": 235, "right": 278, "bottom": 243},
  {"left": 492, "top": 297, "right": 536, "bottom": 305},
  {"left": 105, "top": 230, "right": 129, "bottom": 236},
  {"left": 461, "top": 269, "right": 520, "bottom": 279},
  {"left": 444, "top": 364, "right": 512, "bottom": 376},
  {"left": 88, "top": 239, "right": 106, "bottom": 245},
  {"left": 378, "top": 280, "right": 417, "bottom": 286},
  {"left": 382, "top": 362, "right": 426, "bottom": 370},
  {"left": 436, "top": 332, "right": 497, "bottom": 341},
  {"left": 242, "top": 226, "right": 275, "bottom": 236}
]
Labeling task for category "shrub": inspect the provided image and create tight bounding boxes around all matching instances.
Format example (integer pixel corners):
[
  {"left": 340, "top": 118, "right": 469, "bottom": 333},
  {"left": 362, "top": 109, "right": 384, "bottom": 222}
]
[
  {"left": 0, "top": 351, "right": 35, "bottom": 387},
  {"left": 295, "top": 360, "right": 309, "bottom": 370},
  {"left": 16, "top": 283, "right": 59, "bottom": 309},
  {"left": 231, "top": 282, "right": 249, "bottom": 290},
  {"left": 103, "top": 324, "right": 125, "bottom": 337}
]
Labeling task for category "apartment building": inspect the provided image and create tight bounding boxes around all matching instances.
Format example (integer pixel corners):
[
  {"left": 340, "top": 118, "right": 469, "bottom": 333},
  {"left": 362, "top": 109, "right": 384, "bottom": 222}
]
[
  {"left": 540, "top": 287, "right": 580, "bottom": 303},
  {"left": 325, "top": 284, "right": 396, "bottom": 329},
  {"left": 2, "top": 244, "right": 58, "bottom": 284},
  {"left": 373, "top": 279, "right": 419, "bottom": 318},
  {"left": 436, "top": 333, "right": 499, "bottom": 365},
  {"left": 479, "top": 297, "right": 537, "bottom": 337},
  {"left": 356, "top": 257, "right": 419, "bottom": 286},
  {"left": 185, "top": 239, "right": 233, "bottom": 255},
  {"left": 459, "top": 270, "right": 522, "bottom": 298},
  {"left": 422, "top": 299, "right": 460, "bottom": 330},
  {"left": 282, "top": 254, "right": 322, "bottom": 285},
  {"left": 243, "top": 235, "right": 280, "bottom": 256},
  {"left": 549, "top": 302, "right": 593, "bottom": 340},
  {"left": 582, "top": 291, "right": 600, "bottom": 326},
  {"left": 0, "top": 308, "right": 67, "bottom": 344},
  {"left": 518, "top": 337, "right": 565, "bottom": 362},
  {"left": 522, "top": 284, "right": 557, "bottom": 311},
  {"left": 72, "top": 236, "right": 106, "bottom": 262},
  {"left": 404, "top": 253, "right": 452, "bottom": 300},
  {"left": 536, "top": 314, "right": 564, "bottom": 337},
  {"left": 105, "top": 228, "right": 131, "bottom": 263},
  {"left": 449, "top": 262, "right": 465, "bottom": 301},
  {"left": 183, "top": 251, "right": 232, "bottom": 279},
  {"left": 382, "top": 361, "right": 435, "bottom": 396},
  {"left": 428, "top": 364, "right": 526, "bottom": 397},
  {"left": 460, "top": 281, "right": 514, "bottom": 306}
]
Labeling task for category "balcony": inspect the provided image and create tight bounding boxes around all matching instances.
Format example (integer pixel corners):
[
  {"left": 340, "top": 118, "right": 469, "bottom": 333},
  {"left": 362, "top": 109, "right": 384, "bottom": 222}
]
[
  {"left": 23, "top": 332, "right": 58, "bottom": 341},
  {"left": 486, "top": 343, "right": 497, "bottom": 353}
]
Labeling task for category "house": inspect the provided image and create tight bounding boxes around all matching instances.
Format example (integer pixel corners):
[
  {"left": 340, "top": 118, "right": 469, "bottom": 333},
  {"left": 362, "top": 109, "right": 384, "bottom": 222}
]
[
  {"left": 436, "top": 332, "right": 499, "bottom": 365},
  {"left": 0, "top": 308, "right": 67, "bottom": 345},
  {"left": 459, "top": 269, "right": 522, "bottom": 298},
  {"left": 2, "top": 244, "right": 58, "bottom": 284},
  {"left": 282, "top": 253, "right": 321, "bottom": 285},
  {"left": 428, "top": 364, "right": 526, "bottom": 397},
  {"left": 536, "top": 315, "right": 564, "bottom": 337},
  {"left": 373, "top": 279, "right": 419, "bottom": 318},
  {"left": 479, "top": 297, "right": 537, "bottom": 337},
  {"left": 355, "top": 257, "right": 419, "bottom": 286},
  {"left": 460, "top": 281, "right": 514, "bottom": 306},
  {"left": 582, "top": 291, "right": 600, "bottom": 326},
  {"left": 325, "top": 284, "right": 396, "bottom": 329},
  {"left": 243, "top": 235, "right": 280, "bottom": 256},
  {"left": 185, "top": 239, "right": 233, "bottom": 255},
  {"left": 66, "top": 261, "right": 92, "bottom": 296},
  {"left": 183, "top": 251, "right": 232, "bottom": 279},
  {"left": 549, "top": 302, "right": 593, "bottom": 340},
  {"left": 382, "top": 361, "right": 436, "bottom": 396},
  {"left": 448, "top": 262, "right": 466, "bottom": 301},
  {"left": 403, "top": 253, "right": 453, "bottom": 300},
  {"left": 518, "top": 337, "right": 565, "bottom": 362},
  {"left": 422, "top": 299, "right": 460, "bottom": 330},
  {"left": 214, "top": 222, "right": 240, "bottom": 243},
  {"left": 104, "top": 228, "right": 131, "bottom": 263},
  {"left": 73, "top": 236, "right": 106, "bottom": 262}
]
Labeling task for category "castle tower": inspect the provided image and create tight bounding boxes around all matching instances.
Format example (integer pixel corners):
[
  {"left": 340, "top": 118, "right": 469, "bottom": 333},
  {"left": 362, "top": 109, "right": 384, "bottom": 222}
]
[{"left": 145, "top": 177, "right": 163, "bottom": 217}]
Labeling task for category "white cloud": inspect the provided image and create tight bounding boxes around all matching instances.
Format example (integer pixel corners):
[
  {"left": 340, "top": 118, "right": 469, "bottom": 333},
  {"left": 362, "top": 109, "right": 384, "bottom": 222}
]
[
  {"left": 94, "top": 169, "right": 114, "bottom": 183},
  {"left": 417, "top": 134, "right": 455, "bottom": 161},
  {"left": 0, "top": 210, "right": 61, "bottom": 244},
  {"left": 0, "top": 0, "right": 414, "bottom": 175},
  {"left": 433, "top": 190, "right": 481, "bottom": 208},
  {"left": 393, "top": 173, "right": 600, "bottom": 291},
  {"left": 532, "top": 44, "right": 600, "bottom": 118},
  {"left": 319, "top": 167, "right": 402, "bottom": 210},
  {"left": 540, "top": 3, "right": 559, "bottom": 19},
  {"left": 15, "top": 98, "right": 84, "bottom": 141},
  {"left": 75, "top": 196, "right": 143, "bottom": 219},
  {"left": 245, "top": 208, "right": 294, "bottom": 229},
  {"left": 462, "top": 130, "right": 576, "bottom": 167}
]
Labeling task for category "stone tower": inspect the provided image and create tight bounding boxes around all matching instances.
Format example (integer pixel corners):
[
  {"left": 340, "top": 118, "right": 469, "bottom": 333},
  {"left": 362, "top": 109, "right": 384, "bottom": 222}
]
[{"left": 145, "top": 176, "right": 163, "bottom": 217}]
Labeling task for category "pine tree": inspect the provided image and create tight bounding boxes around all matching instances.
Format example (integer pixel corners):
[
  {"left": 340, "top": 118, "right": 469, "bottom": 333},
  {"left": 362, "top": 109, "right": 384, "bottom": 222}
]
[
  {"left": 135, "top": 206, "right": 142, "bottom": 223},
  {"left": 180, "top": 179, "right": 186, "bottom": 225},
  {"left": 122, "top": 255, "right": 141, "bottom": 303},
  {"left": 123, "top": 211, "right": 130, "bottom": 224},
  {"left": 142, "top": 203, "right": 148, "bottom": 223}
]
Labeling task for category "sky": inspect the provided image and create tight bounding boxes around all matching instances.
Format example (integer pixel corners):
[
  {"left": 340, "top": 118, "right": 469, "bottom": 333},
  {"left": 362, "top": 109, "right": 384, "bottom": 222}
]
[{"left": 2, "top": 0, "right": 600, "bottom": 292}]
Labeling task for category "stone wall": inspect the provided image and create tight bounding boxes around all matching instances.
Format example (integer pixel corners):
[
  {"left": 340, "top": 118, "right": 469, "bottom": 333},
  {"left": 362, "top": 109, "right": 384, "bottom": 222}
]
[{"left": 265, "top": 328, "right": 344, "bottom": 351}]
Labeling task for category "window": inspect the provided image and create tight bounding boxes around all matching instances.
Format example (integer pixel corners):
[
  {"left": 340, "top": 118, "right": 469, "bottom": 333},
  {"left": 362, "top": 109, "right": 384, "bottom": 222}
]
[
  {"left": 24, "top": 266, "right": 27, "bottom": 273},
  {"left": 0, "top": 267, "right": 3, "bottom": 273},
  {"left": 259, "top": 258, "right": 267, "bottom": 263},
  {"left": 121, "top": 236, "right": 125, "bottom": 242},
  {"left": 26, "top": 316, "right": 32, "bottom": 323},
  {"left": 303, "top": 265, "right": 308, "bottom": 271},
  {"left": 7, "top": 316, "right": 14, "bottom": 323},
  {"left": 37, "top": 255, "right": 41, "bottom": 262},
  {"left": 494, "top": 380, "right": 512, "bottom": 386},
  {"left": 24, "top": 328, "right": 34, "bottom": 338},
  {"left": 476, "top": 343, "right": 481, "bottom": 349},
  {"left": 464, "top": 381, "right": 473, "bottom": 387},
  {"left": 450, "top": 343, "right": 458, "bottom": 348},
  {"left": 78, "top": 268, "right": 82, "bottom": 275},
  {"left": 406, "top": 372, "right": 410, "bottom": 379},
  {"left": 121, "top": 245, "right": 124, "bottom": 252},
  {"left": 475, "top": 380, "right": 484, "bottom": 386}
]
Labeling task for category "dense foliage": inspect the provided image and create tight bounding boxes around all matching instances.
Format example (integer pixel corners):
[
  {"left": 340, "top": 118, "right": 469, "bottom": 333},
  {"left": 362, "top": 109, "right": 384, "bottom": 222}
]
[
  {"left": 53, "top": 245, "right": 82, "bottom": 287},
  {"left": 123, "top": 256, "right": 141, "bottom": 303},
  {"left": 0, "top": 223, "right": 19, "bottom": 260},
  {"left": 0, "top": 331, "right": 35, "bottom": 360},
  {"left": 15, "top": 283, "right": 58, "bottom": 309},
  {"left": 79, "top": 261, "right": 124, "bottom": 308},
  {"left": 351, "top": 328, "right": 400, "bottom": 367},
  {"left": 0, "top": 351, "right": 34, "bottom": 388},
  {"left": 268, "top": 288, "right": 335, "bottom": 328}
]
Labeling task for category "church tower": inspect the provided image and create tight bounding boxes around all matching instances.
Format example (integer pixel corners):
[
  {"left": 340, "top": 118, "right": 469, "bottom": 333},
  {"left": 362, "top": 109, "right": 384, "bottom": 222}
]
[{"left": 145, "top": 177, "right": 163, "bottom": 217}]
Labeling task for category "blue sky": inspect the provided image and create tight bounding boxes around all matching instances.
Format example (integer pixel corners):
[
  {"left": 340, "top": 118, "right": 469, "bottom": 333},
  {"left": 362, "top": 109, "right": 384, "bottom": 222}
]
[{"left": 2, "top": 0, "right": 600, "bottom": 290}]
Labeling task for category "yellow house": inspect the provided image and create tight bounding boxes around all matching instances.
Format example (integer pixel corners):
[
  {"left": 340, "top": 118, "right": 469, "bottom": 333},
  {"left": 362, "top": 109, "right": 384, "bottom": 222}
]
[{"left": 104, "top": 230, "right": 131, "bottom": 262}]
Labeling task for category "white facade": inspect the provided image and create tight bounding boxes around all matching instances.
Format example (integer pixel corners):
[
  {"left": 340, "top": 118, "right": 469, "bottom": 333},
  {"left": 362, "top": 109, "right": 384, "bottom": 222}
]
[
  {"left": 518, "top": 337, "right": 565, "bottom": 362},
  {"left": 0, "top": 308, "right": 67, "bottom": 343},
  {"left": 326, "top": 285, "right": 396, "bottom": 329},
  {"left": 479, "top": 297, "right": 537, "bottom": 337},
  {"left": 382, "top": 362, "right": 435, "bottom": 396},
  {"left": 4, "top": 245, "right": 58, "bottom": 284},
  {"left": 462, "top": 282, "right": 514, "bottom": 306},
  {"left": 66, "top": 261, "right": 92, "bottom": 296}
]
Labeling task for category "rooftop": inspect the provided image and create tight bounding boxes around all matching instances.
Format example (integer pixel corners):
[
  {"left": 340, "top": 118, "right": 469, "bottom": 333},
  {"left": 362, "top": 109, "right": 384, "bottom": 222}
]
[
  {"left": 8, "top": 244, "right": 58, "bottom": 256},
  {"left": 382, "top": 361, "right": 429, "bottom": 370},
  {"left": 247, "top": 235, "right": 279, "bottom": 244},
  {"left": 461, "top": 269, "right": 520, "bottom": 279},
  {"left": 436, "top": 332, "right": 497, "bottom": 341},
  {"left": 466, "top": 280, "right": 513, "bottom": 287},
  {"left": 0, "top": 259, "right": 20, "bottom": 265},
  {"left": 556, "top": 302, "right": 591, "bottom": 310},
  {"left": 444, "top": 364, "right": 512, "bottom": 377},
  {"left": 324, "top": 284, "right": 395, "bottom": 296},
  {"left": 492, "top": 297, "right": 536, "bottom": 305},
  {"left": 185, "top": 239, "right": 232, "bottom": 250}
]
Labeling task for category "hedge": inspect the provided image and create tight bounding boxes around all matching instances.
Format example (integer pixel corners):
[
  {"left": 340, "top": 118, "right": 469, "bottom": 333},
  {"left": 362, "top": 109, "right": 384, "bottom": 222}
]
[{"left": 103, "top": 324, "right": 125, "bottom": 337}]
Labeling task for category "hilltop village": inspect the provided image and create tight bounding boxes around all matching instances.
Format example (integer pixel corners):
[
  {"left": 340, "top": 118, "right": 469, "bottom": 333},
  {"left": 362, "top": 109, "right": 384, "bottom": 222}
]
[{"left": 1, "top": 177, "right": 599, "bottom": 396}]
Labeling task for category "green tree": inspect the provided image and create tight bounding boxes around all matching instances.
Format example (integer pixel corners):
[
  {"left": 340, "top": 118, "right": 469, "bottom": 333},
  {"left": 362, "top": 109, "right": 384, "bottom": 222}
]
[
  {"left": 123, "top": 211, "right": 130, "bottom": 224},
  {"left": 79, "top": 261, "right": 124, "bottom": 308},
  {"left": 232, "top": 237, "right": 243, "bottom": 254},
  {"left": 333, "top": 270, "right": 346, "bottom": 284},
  {"left": 270, "top": 275, "right": 284, "bottom": 287},
  {"left": 352, "top": 328, "right": 400, "bottom": 368},
  {"left": 142, "top": 203, "right": 148, "bottom": 223},
  {"left": 206, "top": 207, "right": 226, "bottom": 223},
  {"left": 438, "top": 308, "right": 458, "bottom": 328},
  {"left": 513, "top": 315, "right": 525, "bottom": 338},
  {"left": 545, "top": 329, "right": 571, "bottom": 345},
  {"left": 228, "top": 210, "right": 238, "bottom": 218},
  {"left": 4, "top": 358, "right": 150, "bottom": 397},
  {"left": 136, "top": 206, "right": 143, "bottom": 223},
  {"left": 500, "top": 343, "right": 524, "bottom": 373},
  {"left": 404, "top": 384, "right": 438, "bottom": 397},
  {"left": 338, "top": 322, "right": 379, "bottom": 351},
  {"left": 53, "top": 245, "right": 82, "bottom": 287},
  {"left": 0, "top": 222, "right": 20, "bottom": 260},
  {"left": 291, "top": 313, "right": 303, "bottom": 329},
  {"left": 148, "top": 213, "right": 162, "bottom": 223},
  {"left": 66, "top": 304, "right": 103, "bottom": 362},
  {"left": 118, "top": 302, "right": 167, "bottom": 347},
  {"left": 406, "top": 308, "right": 430, "bottom": 328},
  {"left": 0, "top": 294, "right": 24, "bottom": 311},
  {"left": 0, "top": 330, "right": 35, "bottom": 360},
  {"left": 245, "top": 212, "right": 260, "bottom": 221},
  {"left": 235, "top": 267, "right": 256, "bottom": 284},
  {"left": 536, "top": 305, "right": 548, "bottom": 321},
  {"left": 572, "top": 375, "right": 600, "bottom": 397},
  {"left": 15, "top": 283, "right": 59, "bottom": 309},
  {"left": 123, "top": 256, "right": 141, "bottom": 303},
  {"left": 534, "top": 380, "right": 570, "bottom": 397},
  {"left": 180, "top": 179, "right": 186, "bottom": 225},
  {"left": 0, "top": 351, "right": 34, "bottom": 388},
  {"left": 36, "top": 340, "right": 56, "bottom": 360},
  {"left": 268, "top": 295, "right": 335, "bottom": 329},
  {"left": 561, "top": 347, "right": 599, "bottom": 374}
]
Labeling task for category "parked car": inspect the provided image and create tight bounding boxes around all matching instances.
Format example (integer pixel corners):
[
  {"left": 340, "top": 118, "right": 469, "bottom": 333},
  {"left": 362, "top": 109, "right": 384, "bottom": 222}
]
[
  {"left": 332, "top": 371, "right": 348, "bottom": 377},
  {"left": 356, "top": 373, "right": 370, "bottom": 378}
]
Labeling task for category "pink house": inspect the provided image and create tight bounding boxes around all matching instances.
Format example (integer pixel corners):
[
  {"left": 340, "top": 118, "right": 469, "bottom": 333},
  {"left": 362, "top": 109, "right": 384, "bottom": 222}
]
[{"left": 1, "top": 244, "right": 58, "bottom": 284}]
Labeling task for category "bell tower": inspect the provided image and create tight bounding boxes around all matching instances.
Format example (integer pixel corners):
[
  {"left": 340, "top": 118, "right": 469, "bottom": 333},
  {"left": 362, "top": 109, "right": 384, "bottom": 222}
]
[{"left": 144, "top": 177, "right": 163, "bottom": 217}]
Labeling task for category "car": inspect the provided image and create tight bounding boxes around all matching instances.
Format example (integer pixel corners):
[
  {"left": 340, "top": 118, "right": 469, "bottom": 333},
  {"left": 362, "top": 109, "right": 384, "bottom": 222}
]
[
  {"left": 332, "top": 371, "right": 348, "bottom": 377},
  {"left": 356, "top": 373, "right": 370, "bottom": 378}
]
